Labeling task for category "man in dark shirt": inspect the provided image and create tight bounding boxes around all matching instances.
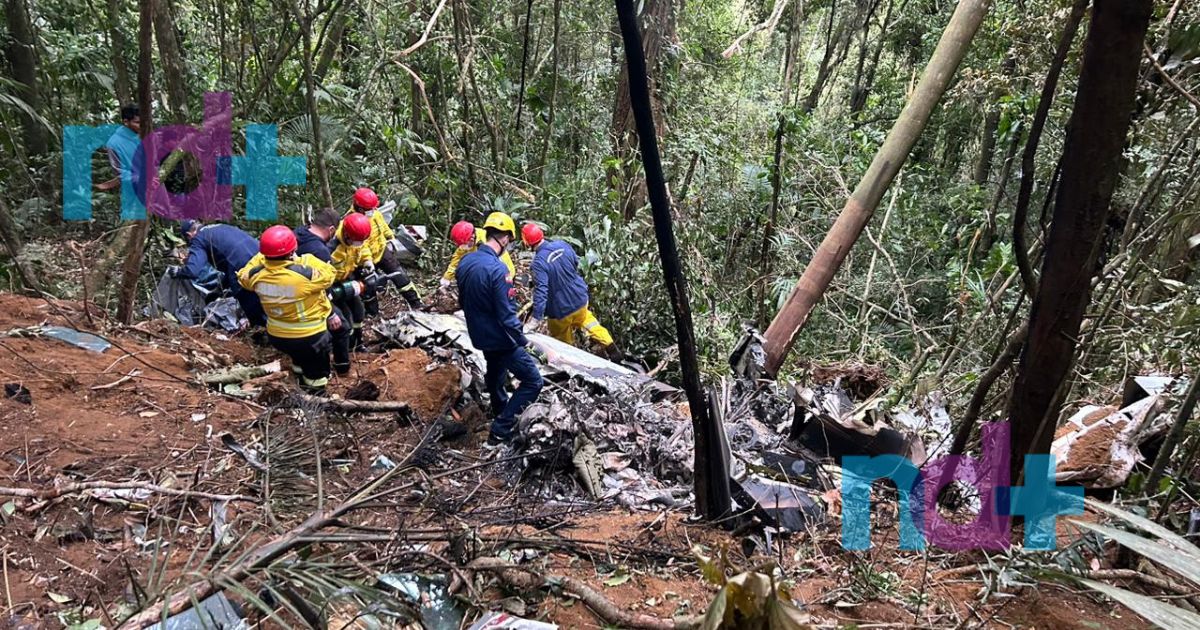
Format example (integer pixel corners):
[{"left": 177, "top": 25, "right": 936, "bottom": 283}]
[{"left": 456, "top": 212, "right": 543, "bottom": 447}]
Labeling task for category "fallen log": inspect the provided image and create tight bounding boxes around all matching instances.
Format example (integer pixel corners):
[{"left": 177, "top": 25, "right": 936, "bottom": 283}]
[{"left": 468, "top": 557, "right": 702, "bottom": 630}]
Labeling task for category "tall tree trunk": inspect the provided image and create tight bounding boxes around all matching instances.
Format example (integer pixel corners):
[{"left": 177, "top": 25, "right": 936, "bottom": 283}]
[
  {"left": 116, "top": 0, "right": 156, "bottom": 325},
  {"left": 1011, "top": 0, "right": 1088, "bottom": 299},
  {"left": 850, "top": 0, "right": 892, "bottom": 116},
  {"left": 756, "top": 16, "right": 801, "bottom": 329},
  {"left": 106, "top": 0, "right": 134, "bottom": 104},
  {"left": 535, "top": 0, "right": 562, "bottom": 182},
  {"left": 762, "top": 0, "right": 992, "bottom": 376},
  {"left": 0, "top": 199, "right": 42, "bottom": 292},
  {"left": 314, "top": 2, "right": 347, "bottom": 84},
  {"left": 3, "top": 0, "right": 47, "bottom": 156},
  {"left": 609, "top": 0, "right": 675, "bottom": 221},
  {"left": 291, "top": 0, "right": 335, "bottom": 209},
  {"left": 616, "top": 0, "right": 731, "bottom": 520},
  {"left": 978, "top": 129, "right": 1020, "bottom": 252},
  {"left": 152, "top": 0, "right": 189, "bottom": 122},
  {"left": 1006, "top": 0, "right": 1153, "bottom": 481},
  {"left": 513, "top": 0, "right": 535, "bottom": 134}
]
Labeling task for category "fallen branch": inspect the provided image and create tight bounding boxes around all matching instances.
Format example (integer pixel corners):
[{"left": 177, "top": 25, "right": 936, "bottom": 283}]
[
  {"left": 291, "top": 393, "right": 411, "bottom": 413},
  {"left": 200, "top": 361, "right": 281, "bottom": 385},
  {"left": 469, "top": 557, "right": 702, "bottom": 630},
  {"left": 721, "top": 0, "right": 791, "bottom": 58},
  {"left": 0, "top": 480, "right": 258, "bottom": 504},
  {"left": 90, "top": 369, "right": 142, "bottom": 390},
  {"left": 1146, "top": 44, "right": 1200, "bottom": 110}
]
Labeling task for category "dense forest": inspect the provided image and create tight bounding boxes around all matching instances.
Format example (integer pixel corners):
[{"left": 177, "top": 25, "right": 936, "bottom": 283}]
[{"left": 2, "top": 0, "right": 1200, "bottom": 626}]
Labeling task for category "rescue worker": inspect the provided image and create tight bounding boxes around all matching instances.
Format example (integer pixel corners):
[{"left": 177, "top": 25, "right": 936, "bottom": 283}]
[
  {"left": 329, "top": 212, "right": 374, "bottom": 352},
  {"left": 337, "top": 187, "right": 421, "bottom": 312},
  {"left": 456, "top": 212, "right": 543, "bottom": 447},
  {"left": 521, "top": 223, "right": 616, "bottom": 357},
  {"left": 170, "top": 221, "right": 266, "bottom": 328},
  {"left": 441, "top": 221, "right": 515, "bottom": 288},
  {"left": 294, "top": 208, "right": 342, "bottom": 262},
  {"left": 237, "top": 226, "right": 347, "bottom": 393}
]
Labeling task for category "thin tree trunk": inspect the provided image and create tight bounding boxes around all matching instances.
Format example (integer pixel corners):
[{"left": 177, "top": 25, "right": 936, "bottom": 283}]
[
  {"left": 1147, "top": 372, "right": 1200, "bottom": 495},
  {"left": 950, "top": 322, "right": 1028, "bottom": 455},
  {"left": 756, "top": 20, "right": 800, "bottom": 329},
  {"left": 1011, "top": 0, "right": 1088, "bottom": 300},
  {"left": 0, "top": 199, "right": 42, "bottom": 292},
  {"left": 314, "top": 3, "right": 347, "bottom": 84},
  {"left": 851, "top": 0, "right": 892, "bottom": 115},
  {"left": 616, "top": 0, "right": 731, "bottom": 520},
  {"left": 978, "top": 129, "right": 1020, "bottom": 252},
  {"left": 106, "top": 0, "right": 134, "bottom": 104},
  {"left": 116, "top": 0, "right": 156, "bottom": 325},
  {"left": 1006, "top": 0, "right": 1153, "bottom": 481},
  {"left": 513, "top": 0, "right": 535, "bottom": 134},
  {"left": 763, "top": 0, "right": 992, "bottom": 376},
  {"left": 3, "top": 0, "right": 47, "bottom": 156},
  {"left": 290, "top": 0, "right": 335, "bottom": 209},
  {"left": 152, "top": 0, "right": 188, "bottom": 122},
  {"left": 536, "top": 0, "right": 562, "bottom": 182}
]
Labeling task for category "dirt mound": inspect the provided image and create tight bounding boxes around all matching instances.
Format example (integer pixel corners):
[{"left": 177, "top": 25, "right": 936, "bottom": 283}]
[{"left": 352, "top": 348, "right": 461, "bottom": 418}]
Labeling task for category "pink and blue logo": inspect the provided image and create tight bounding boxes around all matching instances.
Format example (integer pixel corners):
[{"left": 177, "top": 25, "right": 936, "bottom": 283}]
[
  {"left": 841, "top": 423, "right": 1085, "bottom": 550},
  {"left": 62, "top": 91, "right": 306, "bottom": 222}
]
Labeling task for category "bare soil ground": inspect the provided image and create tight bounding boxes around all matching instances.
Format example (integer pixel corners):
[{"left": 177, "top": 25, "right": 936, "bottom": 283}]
[{"left": 0, "top": 293, "right": 1157, "bottom": 628}]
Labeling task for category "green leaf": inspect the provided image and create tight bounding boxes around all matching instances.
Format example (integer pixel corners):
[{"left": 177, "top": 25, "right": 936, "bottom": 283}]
[
  {"left": 603, "top": 572, "right": 631, "bottom": 587},
  {"left": 1081, "top": 579, "right": 1200, "bottom": 629},
  {"left": 1, "top": 501, "right": 15, "bottom": 517},
  {"left": 65, "top": 620, "right": 104, "bottom": 630},
  {"left": 1082, "top": 499, "right": 1200, "bottom": 561},
  {"left": 1070, "top": 520, "right": 1200, "bottom": 585},
  {"left": 47, "top": 592, "right": 72, "bottom": 604},
  {"left": 701, "top": 586, "right": 729, "bottom": 630}
]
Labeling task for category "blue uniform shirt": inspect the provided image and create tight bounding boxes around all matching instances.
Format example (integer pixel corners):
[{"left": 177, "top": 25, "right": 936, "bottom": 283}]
[
  {"left": 294, "top": 225, "right": 333, "bottom": 263},
  {"left": 457, "top": 244, "right": 527, "bottom": 352},
  {"left": 178, "top": 224, "right": 259, "bottom": 289},
  {"left": 531, "top": 239, "right": 590, "bottom": 321}
]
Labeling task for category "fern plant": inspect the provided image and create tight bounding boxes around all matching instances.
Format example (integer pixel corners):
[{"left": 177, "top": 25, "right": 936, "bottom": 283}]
[{"left": 1068, "top": 498, "right": 1200, "bottom": 628}]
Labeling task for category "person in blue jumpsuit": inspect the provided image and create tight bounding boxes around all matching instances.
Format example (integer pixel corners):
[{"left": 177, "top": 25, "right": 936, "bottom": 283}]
[
  {"left": 169, "top": 221, "right": 266, "bottom": 327},
  {"left": 456, "top": 212, "right": 543, "bottom": 447}
]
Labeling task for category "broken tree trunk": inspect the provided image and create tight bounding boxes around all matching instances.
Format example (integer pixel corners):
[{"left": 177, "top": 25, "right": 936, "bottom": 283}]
[
  {"left": 1006, "top": 0, "right": 1153, "bottom": 481},
  {"left": 616, "top": 0, "right": 731, "bottom": 520},
  {"left": 762, "top": 0, "right": 991, "bottom": 376},
  {"left": 115, "top": 0, "right": 155, "bottom": 325}
]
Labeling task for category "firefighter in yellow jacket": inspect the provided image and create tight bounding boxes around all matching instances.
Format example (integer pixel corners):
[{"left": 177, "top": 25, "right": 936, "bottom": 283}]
[
  {"left": 336, "top": 187, "right": 422, "bottom": 312},
  {"left": 238, "top": 225, "right": 347, "bottom": 394},
  {"left": 330, "top": 212, "right": 374, "bottom": 353},
  {"left": 441, "top": 220, "right": 515, "bottom": 287}
]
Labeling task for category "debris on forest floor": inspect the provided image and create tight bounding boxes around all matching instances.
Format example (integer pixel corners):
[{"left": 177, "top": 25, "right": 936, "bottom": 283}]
[
  {"left": 1053, "top": 375, "right": 1175, "bottom": 488},
  {"left": 0, "top": 293, "right": 1171, "bottom": 629}
]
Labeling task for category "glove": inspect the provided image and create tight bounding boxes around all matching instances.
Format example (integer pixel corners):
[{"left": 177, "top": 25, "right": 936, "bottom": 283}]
[
  {"left": 327, "top": 313, "right": 344, "bottom": 331},
  {"left": 165, "top": 265, "right": 182, "bottom": 277},
  {"left": 439, "top": 278, "right": 451, "bottom": 289},
  {"left": 523, "top": 319, "right": 540, "bottom": 334},
  {"left": 362, "top": 260, "right": 375, "bottom": 274}
]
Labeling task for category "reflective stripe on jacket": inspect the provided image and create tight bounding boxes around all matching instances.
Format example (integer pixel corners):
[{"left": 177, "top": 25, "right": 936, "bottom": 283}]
[
  {"left": 335, "top": 209, "right": 393, "bottom": 264},
  {"left": 238, "top": 253, "right": 336, "bottom": 338}
]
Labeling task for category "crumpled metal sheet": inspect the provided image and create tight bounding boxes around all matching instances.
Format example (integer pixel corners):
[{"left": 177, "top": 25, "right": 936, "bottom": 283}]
[
  {"left": 1053, "top": 379, "right": 1172, "bottom": 488},
  {"left": 374, "top": 310, "right": 674, "bottom": 396}
]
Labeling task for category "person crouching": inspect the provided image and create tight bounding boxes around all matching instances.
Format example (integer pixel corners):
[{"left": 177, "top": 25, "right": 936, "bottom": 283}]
[{"left": 238, "top": 225, "right": 345, "bottom": 395}]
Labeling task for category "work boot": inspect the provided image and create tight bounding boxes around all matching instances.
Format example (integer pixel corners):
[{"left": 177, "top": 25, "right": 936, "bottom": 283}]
[
  {"left": 351, "top": 327, "right": 365, "bottom": 352},
  {"left": 402, "top": 289, "right": 424, "bottom": 310},
  {"left": 333, "top": 361, "right": 351, "bottom": 376}
]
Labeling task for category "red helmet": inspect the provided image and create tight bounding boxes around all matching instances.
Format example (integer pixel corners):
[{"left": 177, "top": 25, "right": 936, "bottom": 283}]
[
  {"left": 342, "top": 212, "right": 372, "bottom": 243},
  {"left": 450, "top": 221, "right": 475, "bottom": 246},
  {"left": 260, "top": 225, "right": 298, "bottom": 258},
  {"left": 353, "top": 187, "right": 379, "bottom": 210},
  {"left": 521, "top": 223, "right": 544, "bottom": 247}
]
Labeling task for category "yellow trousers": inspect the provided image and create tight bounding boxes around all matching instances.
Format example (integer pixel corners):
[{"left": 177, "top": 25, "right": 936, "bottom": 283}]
[{"left": 548, "top": 305, "right": 613, "bottom": 347}]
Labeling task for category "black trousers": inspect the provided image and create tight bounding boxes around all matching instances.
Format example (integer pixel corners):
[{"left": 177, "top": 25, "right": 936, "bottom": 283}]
[
  {"left": 269, "top": 330, "right": 332, "bottom": 391},
  {"left": 332, "top": 296, "right": 365, "bottom": 354},
  {"left": 376, "top": 248, "right": 422, "bottom": 308},
  {"left": 328, "top": 303, "right": 352, "bottom": 374}
]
